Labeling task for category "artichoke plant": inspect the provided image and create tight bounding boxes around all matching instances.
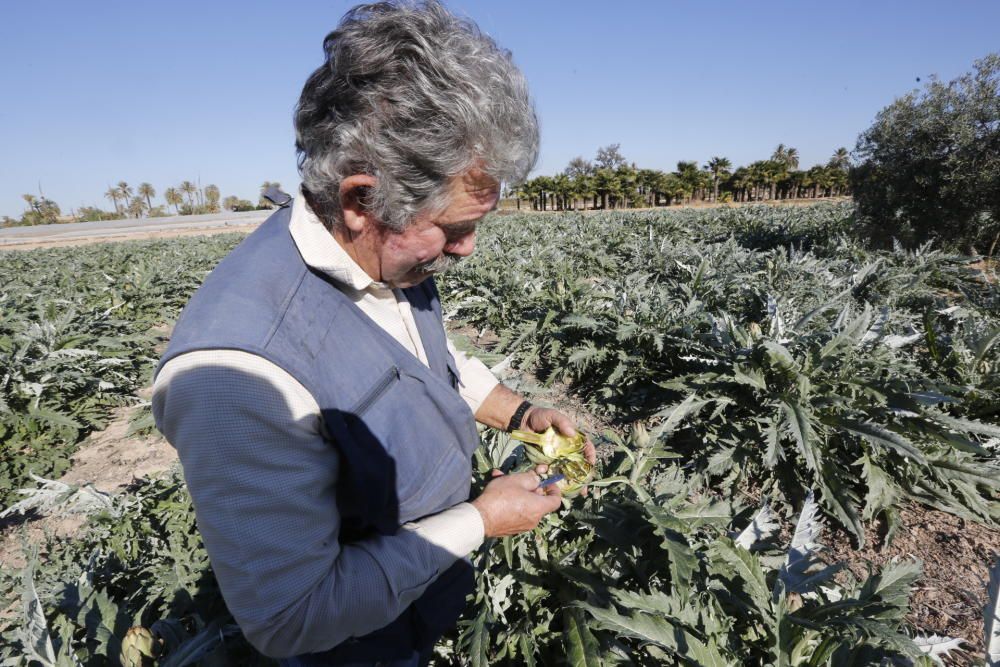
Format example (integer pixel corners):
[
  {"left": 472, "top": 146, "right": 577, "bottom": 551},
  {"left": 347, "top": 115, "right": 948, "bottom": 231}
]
[
  {"left": 510, "top": 427, "right": 595, "bottom": 497},
  {"left": 119, "top": 626, "right": 160, "bottom": 667}
]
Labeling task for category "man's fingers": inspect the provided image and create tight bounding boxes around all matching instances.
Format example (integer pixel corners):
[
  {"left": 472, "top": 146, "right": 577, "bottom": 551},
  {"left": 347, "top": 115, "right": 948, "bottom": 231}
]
[
  {"left": 511, "top": 470, "right": 543, "bottom": 490},
  {"left": 551, "top": 412, "right": 577, "bottom": 436},
  {"left": 584, "top": 438, "right": 597, "bottom": 465},
  {"left": 538, "top": 490, "right": 563, "bottom": 512},
  {"left": 490, "top": 468, "right": 504, "bottom": 478}
]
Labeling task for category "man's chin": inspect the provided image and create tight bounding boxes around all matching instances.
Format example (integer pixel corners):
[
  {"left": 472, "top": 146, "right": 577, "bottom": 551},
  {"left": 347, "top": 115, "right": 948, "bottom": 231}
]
[{"left": 387, "top": 271, "right": 434, "bottom": 289}]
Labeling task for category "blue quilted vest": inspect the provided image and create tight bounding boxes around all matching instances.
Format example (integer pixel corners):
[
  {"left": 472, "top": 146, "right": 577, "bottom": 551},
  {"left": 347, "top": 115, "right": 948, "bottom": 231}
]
[{"left": 157, "top": 204, "right": 480, "bottom": 663}]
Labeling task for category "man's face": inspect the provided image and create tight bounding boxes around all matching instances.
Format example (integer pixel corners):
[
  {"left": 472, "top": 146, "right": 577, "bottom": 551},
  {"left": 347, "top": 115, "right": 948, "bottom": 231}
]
[{"left": 375, "top": 169, "right": 499, "bottom": 288}]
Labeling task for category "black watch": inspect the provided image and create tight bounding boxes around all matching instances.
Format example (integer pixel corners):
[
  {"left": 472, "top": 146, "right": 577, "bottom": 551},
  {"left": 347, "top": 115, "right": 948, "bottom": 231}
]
[{"left": 506, "top": 400, "right": 532, "bottom": 433}]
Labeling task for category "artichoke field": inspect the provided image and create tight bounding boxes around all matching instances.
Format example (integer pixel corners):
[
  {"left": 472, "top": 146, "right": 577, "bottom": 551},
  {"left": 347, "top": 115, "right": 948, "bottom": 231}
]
[{"left": 2, "top": 203, "right": 998, "bottom": 665}]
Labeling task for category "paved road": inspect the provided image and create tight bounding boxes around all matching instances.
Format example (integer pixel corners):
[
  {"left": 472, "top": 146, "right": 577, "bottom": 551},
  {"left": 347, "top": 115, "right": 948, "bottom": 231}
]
[{"left": 0, "top": 210, "right": 271, "bottom": 246}]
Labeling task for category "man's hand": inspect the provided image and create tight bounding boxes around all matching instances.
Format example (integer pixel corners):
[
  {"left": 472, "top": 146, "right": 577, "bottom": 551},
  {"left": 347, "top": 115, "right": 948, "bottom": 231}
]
[
  {"left": 471, "top": 466, "right": 562, "bottom": 538},
  {"left": 522, "top": 406, "right": 598, "bottom": 466}
]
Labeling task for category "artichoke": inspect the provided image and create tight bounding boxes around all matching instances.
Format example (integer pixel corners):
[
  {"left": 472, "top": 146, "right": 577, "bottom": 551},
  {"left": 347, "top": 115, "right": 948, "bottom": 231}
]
[
  {"left": 510, "top": 427, "right": 595, "bottom": 497},
  {"left": 119, "top": 626, "right": 160, "bottom": 667}
]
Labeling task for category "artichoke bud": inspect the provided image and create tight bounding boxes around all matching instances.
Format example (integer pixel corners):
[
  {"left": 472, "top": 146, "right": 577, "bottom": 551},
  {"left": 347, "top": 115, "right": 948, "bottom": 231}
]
[
  {"left": 510, "top": 427, "right": 595, "bottom": 498},
  {"left": 119, "top": 626, "right": 160, "bottom": 667},
  {"left": 630, "top": 423, "right": 650, "bottom": 449}
]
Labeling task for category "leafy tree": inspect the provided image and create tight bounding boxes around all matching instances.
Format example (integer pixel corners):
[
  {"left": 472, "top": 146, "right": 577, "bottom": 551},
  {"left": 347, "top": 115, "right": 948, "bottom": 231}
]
[
  {"left": 564, "top": 156, "right": 593, "bottom": 180},
  {"left": 594, "top": 144, "right": 627, "bottom": 171},
  {"left": 76, "top": 206, "right": 115, "bottom": 222},
  {"left": 20, "top": 196, "right": 61, "bottom": 225},
  {"left": 204, "top": 184, "right": 221, "bottom": 213},
  {"left": 852, "top": 53, "right": 1000, "bottom": 252}
]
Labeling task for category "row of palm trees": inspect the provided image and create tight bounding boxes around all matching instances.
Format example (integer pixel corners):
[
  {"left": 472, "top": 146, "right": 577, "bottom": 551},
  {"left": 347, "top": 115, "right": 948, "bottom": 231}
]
[
  {"left": 510, "top": 145, "right": 851, "bottom": 211},
  {"left": 103, "top": 180, "right": 231, "bottom": 218},
  {"left": 89, "top": 180, "right": 283, "bottom": 220},
  {"left": 6, "top": 182, "right": 285, "bottom": 228}
]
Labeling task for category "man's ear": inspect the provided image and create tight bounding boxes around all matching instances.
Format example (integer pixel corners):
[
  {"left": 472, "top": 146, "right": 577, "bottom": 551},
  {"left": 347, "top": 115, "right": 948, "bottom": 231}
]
[{"left": 339, "top": 174, "right": 378, "bottom": 233}]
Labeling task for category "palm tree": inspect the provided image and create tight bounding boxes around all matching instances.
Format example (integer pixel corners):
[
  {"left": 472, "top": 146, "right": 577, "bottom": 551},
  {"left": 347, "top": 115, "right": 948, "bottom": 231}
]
[
  {"left": 138, "top": 183, "right": 156, "bottom": 210},
  {"left": 675, "top": 161, "right": 702, "bottom": 203},
  {"left": 592, "top": 169, "right": 617, "bottom": 210},
  {"left": 550, "top": 174, "right": 572, "bottom": 210},
  {"left": 127, "top": 196, "right": 147, "bottom": 219},
  {"left": 21, "top": 193, "right": 37, "bottom": 213},
  {"left": 705, "top": 157, "right": 732, "bottom": 203},
  {"left": 785, "top": 147, "right": 799, "bottom": 170},
  {"left": 117, "top": 181, "right": 133, "bottom": 207},
  {"left": 614, "top": 165, "right": 638, "bottom": 208},
  {"left": 828, "top": 147, "right": 850, "bottom": 171},
  {"left": 729, "top": 167, "right": 749, "bottom": 202},
  {"left": 104, "top": 187, "right": 121, "bottom": 215},
  {"left": 164, "top": 187, "right": 183, "bottom": 214},
  {"left": 571, "top": 173, "right": 595, "bottom": 210},
  {"left": 179, "top": 181, "right": 197, "bottom": 209}
]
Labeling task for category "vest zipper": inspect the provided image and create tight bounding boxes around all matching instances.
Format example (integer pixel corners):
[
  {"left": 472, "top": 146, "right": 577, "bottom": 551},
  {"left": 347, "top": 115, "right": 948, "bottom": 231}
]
[{"left": 353, "top": 365, "right": 400, "bottom": 415}]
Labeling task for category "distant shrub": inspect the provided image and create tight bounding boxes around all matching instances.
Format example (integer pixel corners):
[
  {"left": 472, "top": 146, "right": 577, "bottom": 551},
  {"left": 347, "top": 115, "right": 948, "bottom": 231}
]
[{"left": 852, "top": 53, "right": 1000, "bottom": 254}]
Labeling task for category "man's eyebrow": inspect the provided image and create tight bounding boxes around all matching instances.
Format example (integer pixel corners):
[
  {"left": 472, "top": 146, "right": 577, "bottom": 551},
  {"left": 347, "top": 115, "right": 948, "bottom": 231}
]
[{"left": 442, "top": 219, "right": 478, "bottom": 236}]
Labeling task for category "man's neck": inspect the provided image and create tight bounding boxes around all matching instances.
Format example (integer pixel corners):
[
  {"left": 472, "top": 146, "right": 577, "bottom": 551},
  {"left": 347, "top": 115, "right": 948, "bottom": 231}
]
[{"left": 332, "top": 225, "right": 382, "bottom": 284}]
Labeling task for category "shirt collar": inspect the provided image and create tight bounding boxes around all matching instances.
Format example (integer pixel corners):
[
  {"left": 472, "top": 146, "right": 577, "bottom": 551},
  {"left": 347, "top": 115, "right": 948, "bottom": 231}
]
[{"left": 288, "top": 187, "right": 386, "bottom": 292}]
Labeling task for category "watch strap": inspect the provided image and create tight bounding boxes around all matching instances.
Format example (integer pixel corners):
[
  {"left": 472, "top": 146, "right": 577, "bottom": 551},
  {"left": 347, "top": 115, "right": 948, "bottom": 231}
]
[{"left": 506, "top": 400, "right": 532, "bottom": 433}]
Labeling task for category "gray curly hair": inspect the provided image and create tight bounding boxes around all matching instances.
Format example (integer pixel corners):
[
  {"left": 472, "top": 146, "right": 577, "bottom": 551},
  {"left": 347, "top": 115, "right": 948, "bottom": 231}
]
[{"left": 294, "top": 1, "right": 539, "bottom": 231}]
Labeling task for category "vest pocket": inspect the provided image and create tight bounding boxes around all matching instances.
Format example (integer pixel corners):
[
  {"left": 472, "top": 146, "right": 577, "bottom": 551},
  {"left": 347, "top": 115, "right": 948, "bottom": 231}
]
[{"left": 352, "top": 365, "right": 400, "bottom": 415}]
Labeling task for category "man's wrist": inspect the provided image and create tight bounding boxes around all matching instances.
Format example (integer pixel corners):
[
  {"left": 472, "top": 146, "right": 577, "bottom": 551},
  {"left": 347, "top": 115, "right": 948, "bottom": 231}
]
[
  {"left": 470, "top": 497, "right": 493, "bottom": 538},
  {"left": 506, "top": 400, "right": 533, "bottom": 432}
]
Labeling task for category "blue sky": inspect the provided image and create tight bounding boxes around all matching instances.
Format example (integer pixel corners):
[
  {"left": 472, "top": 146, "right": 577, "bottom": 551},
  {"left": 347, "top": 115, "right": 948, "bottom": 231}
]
[{"left": 1, "top": 1, "right": 998, "bottom": 218}]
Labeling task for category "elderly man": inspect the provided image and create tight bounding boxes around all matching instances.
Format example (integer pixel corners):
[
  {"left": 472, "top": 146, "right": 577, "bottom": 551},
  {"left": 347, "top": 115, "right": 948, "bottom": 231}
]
[{"left": 152, "top": 2, "right": 593, "bottom": 665}]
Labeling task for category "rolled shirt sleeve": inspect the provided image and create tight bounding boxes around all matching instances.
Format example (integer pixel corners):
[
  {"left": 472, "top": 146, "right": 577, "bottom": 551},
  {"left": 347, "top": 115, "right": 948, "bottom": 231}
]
[
  {"left": 152, "top": 350, "right": 484, "bottom": 658},
  {"left": 446, "top": 338, "right": 499, "bottom": 414}
]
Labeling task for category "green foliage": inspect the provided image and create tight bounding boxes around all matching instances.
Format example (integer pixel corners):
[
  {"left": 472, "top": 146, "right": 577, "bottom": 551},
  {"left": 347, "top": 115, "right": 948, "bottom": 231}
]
[
  {"left": 3, "top": 203, "right": 997, "bottom": 664},
  {"left": 443, "top": 204, "right": 1000, "bottom": 542},
  {"left": 0, "top": 235, "right": 243, "bottom": 506},
  {"left": 442, "top": 428, "right": 931, "bottom": 664},
  {"left": 852, "top": 53, "right": 1000, "bottom": 252},
  {"left": 0, "top": 473, "right": 259, "bottom": 666}
]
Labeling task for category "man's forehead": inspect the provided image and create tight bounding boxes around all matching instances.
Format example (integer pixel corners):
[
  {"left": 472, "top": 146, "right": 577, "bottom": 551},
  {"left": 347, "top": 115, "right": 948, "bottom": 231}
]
[
  {"left": 452, "top": 168, "right": 500, "bottom": 200},
  {"left": 437, "top": 169, "right": 500, "bottom": 225}
]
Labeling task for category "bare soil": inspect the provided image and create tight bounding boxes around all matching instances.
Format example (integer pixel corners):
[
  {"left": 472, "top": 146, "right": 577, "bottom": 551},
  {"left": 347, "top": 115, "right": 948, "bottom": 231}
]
[
  {"left": 0, "top": 404, "right": 177, "bottom": 570},
  {"left": 823, "top": 506, "right": 998, "bottom": 662}
]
